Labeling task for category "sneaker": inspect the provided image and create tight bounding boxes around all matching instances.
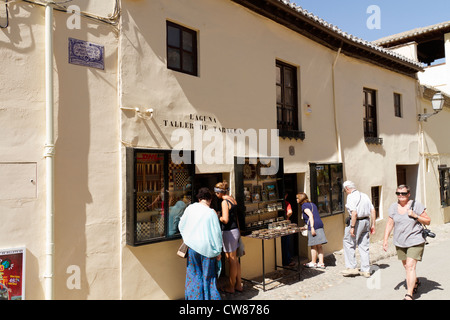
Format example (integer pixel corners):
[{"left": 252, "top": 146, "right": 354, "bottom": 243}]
[
  {"left": 303, "top": 262, "right": 317, "bottom": 268},
  {"left": 359, "top": 271, "right": 371, "bottom": 278},
  {"left": 341, "top": 268, "right": 359, "bottom": 276}
]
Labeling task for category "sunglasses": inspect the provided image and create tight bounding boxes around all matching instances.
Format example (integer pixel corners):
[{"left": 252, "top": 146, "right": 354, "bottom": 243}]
[{"left": 395, "top": 192, "right": 409, "bottom": 196}]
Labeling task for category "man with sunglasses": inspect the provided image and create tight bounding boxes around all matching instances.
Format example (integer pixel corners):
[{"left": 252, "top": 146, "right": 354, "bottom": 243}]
[
  {"left": 383, "top": 185, "right": 431, "bottom": 300},
  {"left": 341, "top": 181, "right": 376, "bottom": 278}
]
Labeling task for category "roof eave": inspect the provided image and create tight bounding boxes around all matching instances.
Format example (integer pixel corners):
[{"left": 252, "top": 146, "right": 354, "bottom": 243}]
[{"left": 231, "top": 0, "right": 423, "bottom": 77}]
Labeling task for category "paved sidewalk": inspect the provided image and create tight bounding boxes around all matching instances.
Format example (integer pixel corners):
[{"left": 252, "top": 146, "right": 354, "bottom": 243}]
[{"left": 224, "top": 223, "right": 450, "bottom": 300}]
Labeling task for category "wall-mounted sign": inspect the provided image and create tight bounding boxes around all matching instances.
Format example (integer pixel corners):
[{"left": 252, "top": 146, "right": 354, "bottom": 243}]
[
  {"left": 0, "top": 248, "right": 25, "bottom": 300},
  {"left": 68, "top": 38, "right": 105, "bottom": 70},
  {"left": 163, "top": 113, "right": 243, "bottom": 134}
]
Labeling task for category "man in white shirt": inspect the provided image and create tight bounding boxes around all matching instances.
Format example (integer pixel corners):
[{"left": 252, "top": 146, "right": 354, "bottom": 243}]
[{"left": 341, "top": 181, "right": 376, "bottom": 277}]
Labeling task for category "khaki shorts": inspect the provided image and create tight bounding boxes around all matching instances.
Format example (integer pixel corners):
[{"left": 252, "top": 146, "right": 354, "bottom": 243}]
[{"left": 396, "top": 243, "right": 425, "bottom": 261}]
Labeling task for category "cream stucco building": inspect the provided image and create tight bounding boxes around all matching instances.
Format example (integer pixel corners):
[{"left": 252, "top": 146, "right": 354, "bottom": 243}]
[
  {"left": 0, "top": 0, "right": 445, "bottom": 300},
  {"left": 375, "top": 22, "right": 450, "bottom": 225}
]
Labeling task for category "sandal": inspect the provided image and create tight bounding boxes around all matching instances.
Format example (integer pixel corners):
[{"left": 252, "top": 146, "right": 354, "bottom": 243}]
[
  {"left": 303, "top": 262, "right": 317, "bottom": 268},
  {"left": 403, "top": 294, "right": 414, "bottom": 300},
  {"left": 413, "top": 278, "right": 421, "bottom": 294},
  {"left": 316, "top": 263, "right": 326, "bottom": 269}
]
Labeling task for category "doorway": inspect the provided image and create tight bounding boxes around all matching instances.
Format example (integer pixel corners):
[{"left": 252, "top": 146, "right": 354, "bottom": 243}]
[
  {"left": 194, "top": 173, "right": 223, "bottom": 211},
  {"left": 396, "top": 165, "right": 419, "bottom": 199},
  {"left": 284, "top": 174, "right": 299, "bottom": 258}
]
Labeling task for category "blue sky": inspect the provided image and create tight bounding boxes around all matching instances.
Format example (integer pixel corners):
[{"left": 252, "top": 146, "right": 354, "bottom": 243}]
[{"left": 292, "top": 0, "right": 450, "bottom": 42}]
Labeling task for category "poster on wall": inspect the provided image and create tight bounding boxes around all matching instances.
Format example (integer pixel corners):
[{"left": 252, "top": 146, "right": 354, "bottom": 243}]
[{"left": 0, "top": 248, "right": 25, "bottom": 300}]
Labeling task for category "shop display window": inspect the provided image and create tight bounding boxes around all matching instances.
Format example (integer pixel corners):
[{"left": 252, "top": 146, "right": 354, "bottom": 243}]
[
  {"left": 235, "top": 157, "right": 285, "bottom": 235},
  {"left": 126, "top": 148, "right": 194, "bottom": 246},
  {"left": 309, "top": 163, "right": 344, "bottom": 217}
]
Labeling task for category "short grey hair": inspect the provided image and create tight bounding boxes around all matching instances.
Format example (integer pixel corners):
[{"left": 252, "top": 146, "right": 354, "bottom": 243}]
[
  {"left": 397, "top": 184, "right": 410, "bottom": 193},
  {"left": 343, "top": 180, "right": 356, "bottom": 190}
]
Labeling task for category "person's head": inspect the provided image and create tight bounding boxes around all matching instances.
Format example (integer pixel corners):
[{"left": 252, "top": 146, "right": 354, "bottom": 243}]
[
  {"left": 197, "top": 187, "right": 212, "bottom": 205},
  {"left": 214, "top": 181, "right": 229, "bottom": 199},
  {"left": 396, "top": 184, "right": 411, "bottom": 203},
  {"left": 343, "top": 180, "right": 357, "bottom": 194},
  {"left": 296, "top": 192, "right": 310, "bottom": 205}
]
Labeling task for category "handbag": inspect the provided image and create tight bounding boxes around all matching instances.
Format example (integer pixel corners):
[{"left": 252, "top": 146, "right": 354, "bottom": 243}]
[
  {"left": 301, "top": 228, "right": 308, "bottom": 237},
  {"left": 237, "top": 237, "right": 245, "bottom": 257},
  {"left": 177, "top": 241, "right": 189, "bottom": 258}
]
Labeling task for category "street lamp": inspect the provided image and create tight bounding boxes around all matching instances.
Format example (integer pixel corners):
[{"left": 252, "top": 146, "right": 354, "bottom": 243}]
[{"left": 418, "top": 91, "right": 445, "bottom": 122}]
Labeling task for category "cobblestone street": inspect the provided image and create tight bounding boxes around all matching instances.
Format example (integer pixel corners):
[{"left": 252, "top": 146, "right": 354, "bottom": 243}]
[{"left": 223, "top": 223, "right": 450, "bottom": 300}]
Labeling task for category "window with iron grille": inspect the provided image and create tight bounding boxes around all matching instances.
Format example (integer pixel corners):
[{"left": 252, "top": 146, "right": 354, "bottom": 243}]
[
  {"left": 167, "top": 21, "right": 198, "bottom": 76},
  {"left": 276, "top": 61, "right": 304, "bottom": 140},
  {"left": 363, "top": 88, "right": 382, "bottom": 144}
]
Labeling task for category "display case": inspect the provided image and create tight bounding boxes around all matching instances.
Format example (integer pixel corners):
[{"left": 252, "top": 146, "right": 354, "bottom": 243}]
[
  {"left": 309, "top": 163, "right": 344, "bottom": 217},
  {"left": 235, "top": 157, "right": 285, "bottom": 235},
  {"left": 126, "top": 148, "right": 194, "bottom": 246}
]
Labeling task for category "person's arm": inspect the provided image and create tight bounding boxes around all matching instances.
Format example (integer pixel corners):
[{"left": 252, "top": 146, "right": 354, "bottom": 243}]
[
  {"left": 408, "top": 209, "right": 431, "bottom": 226},
  {"left": 350, "top": 210, "right": 357, "bottom": 237},
  {"left": 383, "top": 217, "right": 394, "bottom": 251},
  {"left": 370, "top": 208, "right": 376, "bottom": 234},
  {"left": 286, "top": 203, "right": 293, "bottom": 220},
  {"left": 304, "top": 208, "right": 316, "bottom": 236},
  {"left": 219, "top": 200, "right": 229, "bottom": 224}
]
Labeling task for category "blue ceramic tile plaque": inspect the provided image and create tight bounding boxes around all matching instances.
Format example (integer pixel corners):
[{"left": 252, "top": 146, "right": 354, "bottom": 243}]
[{"left": 68, "top": 38, "right": 104, "bottom": 70}]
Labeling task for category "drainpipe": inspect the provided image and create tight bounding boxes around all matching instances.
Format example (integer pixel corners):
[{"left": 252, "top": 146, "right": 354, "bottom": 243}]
[
  {"left": 332, "top": 44, "right": 343, "bottom": 164},
  {"left": 44, "top": 3, "right": 55, "bottom": 300},
  {"left": 332, "top": 44, "right": 346, "bottom": 227}
]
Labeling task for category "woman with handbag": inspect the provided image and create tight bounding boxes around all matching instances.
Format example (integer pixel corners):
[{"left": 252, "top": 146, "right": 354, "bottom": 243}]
[
  {"left": 297, "top": 193, "right": 327, "bottom": 269},
  {"left": 383, "top": 184, "right": 431, "bottom": 300},
  {"left": 215, "top": 181, "right": 243, "bottom": 294},
  {"left": 179, "top": 188, "right": 223, "bottom": 300}
]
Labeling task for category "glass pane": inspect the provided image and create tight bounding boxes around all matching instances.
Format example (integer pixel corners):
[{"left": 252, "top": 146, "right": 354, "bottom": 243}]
[
  {"left": 285, "top": 88, "right": 294, "bottom": 105},
  {"left": 366, "top": 91, "right": 373, "bottom": 106},
  {"left": 316, "top": 165, "right": 330, "bottom": 214},
  {"left": 444, "top": 170, "right": 450, "bottom": 206},
  {"left": 135, "top": 152, "right": 165, "bottom": 241},
  {"left": 167, "top": 25, "right": 180, "bottom": 47},
  {"left": 330, "top": 164, "right": 344, "bottom": 213},
  {"left": 276, "top": 66, "right": 281, "bottom": 84},
  {"left": 182, "top": 31, "right": 193, "bottom": 52},
  {"left": 182, "top": 52, "right": 194, "bottom": 73},
  {"left": 285, "top": 107, "right": 293, "bottom": 124},
  {"left": 276, "top": 85, "right": 282, "bottom": 104},
  {"left": 168, "top": 48, "right": 181, "bottom": 69},
  {"left": 167, "top": 157, "right": 192, "bottom": 237},
  {"left": 284, "top": 68, "right": 293, "bottom": 87},
  {"left": 277, "top": 105, "right": 282, "bottom": 122}
]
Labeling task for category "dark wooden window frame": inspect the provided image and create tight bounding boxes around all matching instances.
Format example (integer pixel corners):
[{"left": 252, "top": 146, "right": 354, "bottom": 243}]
[
  {"left": 126, "top": 148, "right": 195, "bottom": 246},
  {"left": 309, "top": 163, "right": 344, "bottom": 218},
  {"left": 394, "top": 92, "right": 402, "bottom": 118},
  {"left": 276, "top": 60, "right": 305, "bottom": 141},
  {"left": 363, "top": 88, "right": 382, "bottom": 145},
  {"left": 371, "top": 186, "right": 381, "bottom": 219},
  {"left": 166, "top": 21, "right": 198, "bottom": 76}
]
